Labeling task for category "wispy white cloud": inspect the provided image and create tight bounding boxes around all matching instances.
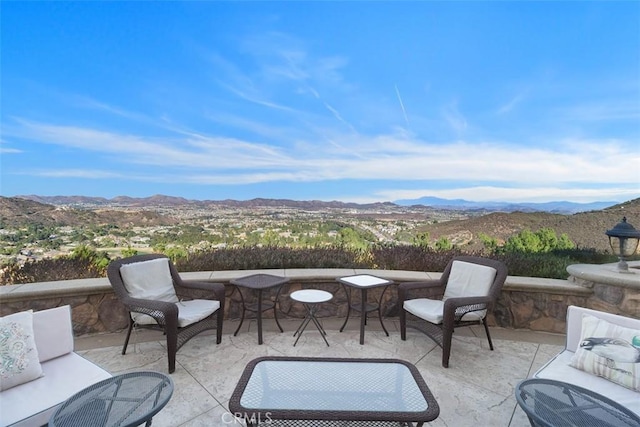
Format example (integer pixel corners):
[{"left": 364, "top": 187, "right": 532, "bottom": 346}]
[
  {"left": 25, "top": 169, "right": 127, "bottom": 179},
  {"left": 395, "top": 84, "right": 410, "bottom": 127},
  {"left": 0, "top": 140, "right": 22, "bottom": 154},
  {"left": 8, "top": 119, "right": 638, "bottom": 195},
  {"left": 496, "top": 89, "right": 529, "bottom": 115},
  {"left": 556, "top": 100, "right": 640, "bottom": 122},
  {"left": 213, "top": 30, "right": 357, "bottom": 133},
  {"left": 442, "top": 100, "right": 468, "bottom": 135}
]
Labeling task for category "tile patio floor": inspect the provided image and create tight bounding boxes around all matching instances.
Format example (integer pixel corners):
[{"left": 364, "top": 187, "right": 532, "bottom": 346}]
[{"left": 75, "top": 316, "right": 565, "bottom": 427}]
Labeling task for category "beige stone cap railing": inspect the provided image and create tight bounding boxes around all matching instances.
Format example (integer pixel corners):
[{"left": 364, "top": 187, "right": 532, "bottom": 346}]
[
  {"left": 0, "top": 267, "right": 596, "bottom": 302},
  {"left": 1, "top": 262, "right": 638, "bottom": 335}
]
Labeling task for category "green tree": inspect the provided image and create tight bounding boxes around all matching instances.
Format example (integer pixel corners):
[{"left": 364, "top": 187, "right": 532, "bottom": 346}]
[
  {"left": 338, "top": 227, "right": 368, "bottom": 249},
  {"left": 163, "top": 246, "right": 188, "bottom": 263},
  {"left": 557, "top": 233, "right": 575, "bottom": 250},
  {"left": 502, "top": 228, "right": 575, "bottom": 253},
  {"left": 121, "top": 247, "right": 138, "bottom": 257},
  {"left": 70, "top": 244, "right": 110, "bottom": 270},
  {"left": 478, "top": 232, "right": 498, "bottom": 251},
  {"left": 412, "top": 232, "right": 430, "bottom": 249},
  {"left": 435, "top": 237, "right": 452, "bottom": 251}
]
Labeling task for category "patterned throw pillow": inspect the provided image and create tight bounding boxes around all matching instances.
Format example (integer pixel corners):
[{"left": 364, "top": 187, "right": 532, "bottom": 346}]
[
  {"left": 0, "top": 310, "right": 43, "bottom": 391},
  {"left": 570, "top": 314, "right": 640, "bottom": 391}
]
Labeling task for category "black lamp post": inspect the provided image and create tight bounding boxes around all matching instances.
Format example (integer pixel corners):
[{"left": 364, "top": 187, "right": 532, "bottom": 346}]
[{"left": 605, "top": 217, "right": 640, "bottom": 273}]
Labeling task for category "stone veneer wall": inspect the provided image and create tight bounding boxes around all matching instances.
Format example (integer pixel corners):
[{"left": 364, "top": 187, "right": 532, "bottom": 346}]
[{"left": 1, "top": 263, "right": 638, "bottom": 336}]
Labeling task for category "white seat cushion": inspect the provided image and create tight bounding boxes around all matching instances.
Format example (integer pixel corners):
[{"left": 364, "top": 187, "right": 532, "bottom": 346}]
[
  {"left": 0, "top": 352, "right": 111, "bottom": 427},
  {"left": 120, "top": 258, "right": 179, "bottom": 303},
  {"left": 535, "top": 350, "right": 640, "bottom": 417},
  {"left": 404, "top": 298, "right": 444, "bottom": 324},
  {"left": 133, "top": 299, "right": 220, "bottom": 328}
]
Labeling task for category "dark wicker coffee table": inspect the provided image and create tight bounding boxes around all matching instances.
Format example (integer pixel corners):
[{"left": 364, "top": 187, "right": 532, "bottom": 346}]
[
  {"left": 515, "top": 378, "right": 640, "bottom": 427},
  {"left": 230, "top": 273, "right": 290, "bottom": 344},
  {"left": 337, "top": 274, "right": 394, "bottom": 344},
  {"left": 49, "top": 371, "right": 173, "bottom": 427},
  {"left": 229, "top": 356, "right": 439, "bottom": 426}
]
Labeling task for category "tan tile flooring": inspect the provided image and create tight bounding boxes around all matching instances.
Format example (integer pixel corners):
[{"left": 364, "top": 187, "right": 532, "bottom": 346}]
[{"left": 76, "top": 316, "right": 565, "bottom": 427}]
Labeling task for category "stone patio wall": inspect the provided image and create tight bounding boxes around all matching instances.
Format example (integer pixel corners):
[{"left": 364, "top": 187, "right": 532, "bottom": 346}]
[{"left": 1, "top": 263, "right": 638, "bottom": 336}]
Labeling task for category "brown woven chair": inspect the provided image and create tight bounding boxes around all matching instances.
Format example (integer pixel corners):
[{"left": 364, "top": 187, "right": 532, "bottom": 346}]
[
  {"left": 399, "top": 256, "right": 508, "bottom": 368},
  {"left": 107, "top": 254, "right": 225, "bottom": 373}
]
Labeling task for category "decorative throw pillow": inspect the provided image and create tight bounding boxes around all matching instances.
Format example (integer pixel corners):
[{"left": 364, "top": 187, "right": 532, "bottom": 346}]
[
  {"left": 570, "top": 314, "right": 640, "bottom": 391},
  {"left": 0, "top": 310, "right": 43, "bottom": 391}
]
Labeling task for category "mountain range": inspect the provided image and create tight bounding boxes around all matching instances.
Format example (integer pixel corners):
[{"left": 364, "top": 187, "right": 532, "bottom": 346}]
[
  {"left": 16, "top": 194, "right": 617, "bottom": 214},
  {"left": 393, "top": 196, "right": 616, "bottom": 213}
]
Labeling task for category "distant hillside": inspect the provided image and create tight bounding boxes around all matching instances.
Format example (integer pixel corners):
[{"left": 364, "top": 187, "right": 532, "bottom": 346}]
[
  {"left": 417, "top": 198, "right": 640, "bottom": 252},
  {"left": 0, "top": 197, "right": 176, "bottom": 228},
  {"left": 4, "top": 195, "right": 639, "bottom": 253},
  {"left": 18, "top": 194, "right": 398, "bottom": 211}
]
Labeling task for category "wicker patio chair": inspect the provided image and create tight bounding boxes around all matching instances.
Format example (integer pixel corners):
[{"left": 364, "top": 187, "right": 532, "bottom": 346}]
[
  {"left": 399, "top": 255, "right": 508, "bottom": 368},
  {"left": 107, "top": 254, "right": 225, "bottom": 373}
]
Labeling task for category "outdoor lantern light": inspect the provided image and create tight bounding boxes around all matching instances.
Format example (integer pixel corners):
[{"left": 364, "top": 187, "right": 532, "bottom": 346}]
[{"left": 605, "top": 217, "right": 640, "bottom": 273}]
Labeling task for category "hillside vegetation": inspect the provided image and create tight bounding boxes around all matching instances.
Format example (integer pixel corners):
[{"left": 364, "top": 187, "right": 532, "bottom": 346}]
[
  {"left": 2, "top": 196, "right": 637, "bottom": 253},
  {"left": 416, "top": 198, "right": 640, "bottom": 253},
  {"left": 1, "top": 196, "right": 638, "bottom": 285}
]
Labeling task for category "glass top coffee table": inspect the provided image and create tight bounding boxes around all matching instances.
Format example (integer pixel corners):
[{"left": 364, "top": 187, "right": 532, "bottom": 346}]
[{"left": 229, "top": 356, "right": 439, "bottom": 426}]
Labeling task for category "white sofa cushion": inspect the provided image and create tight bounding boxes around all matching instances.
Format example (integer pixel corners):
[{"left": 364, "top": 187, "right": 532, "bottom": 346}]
[
  {"left": 0, "top": 310, "right": 43, "bottom": 391},
  {"left": 133, "top": 299, "right": 221, "bottom": 327},
  {"left": 535, "top": 349, "right": 640, "bottom": 416},
  {"left": 0, "top": 352, "right": 111, "bottom": 427},
  {"left": 120, "top": 258, "right": 179, "bottom": 303},
  {"left": 33, "top": 305, "right": 74, "bottom": 363},
  {"left": 570, "top": 314, "right": 640, "bottom": 391}
]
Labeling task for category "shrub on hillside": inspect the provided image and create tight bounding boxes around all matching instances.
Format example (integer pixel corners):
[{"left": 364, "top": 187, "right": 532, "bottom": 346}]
[
  {"left": 1, "top": 245, "right": 631, "bottom": 285},
  {"left": 370, "top": 246, "right": 472, "bottom": 271},
  {"left": 1, "top": 257, "right": 105, "bottom": 285},
  {"left": 178, "top": 245, "right": 371, "bottom": 272}
]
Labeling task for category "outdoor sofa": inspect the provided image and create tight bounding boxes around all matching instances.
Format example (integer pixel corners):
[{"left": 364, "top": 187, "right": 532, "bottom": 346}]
[
  {"left": 532, "top": 305, "right": 640, "bottom": 416},
  {"left": 0, "top": 305, "right": 112, "bottom": 427}
]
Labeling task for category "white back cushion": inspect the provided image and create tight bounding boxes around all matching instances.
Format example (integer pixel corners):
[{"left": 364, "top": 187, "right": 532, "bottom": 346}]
[
  {"left": 120, "top": 258, "right": 178, "bottom": 303},
  {"left": 444, "top": 260, "right": 497, "bottom": 300},
  {"left": 33, "top": 305, "right": 74, "bottom": 362}
]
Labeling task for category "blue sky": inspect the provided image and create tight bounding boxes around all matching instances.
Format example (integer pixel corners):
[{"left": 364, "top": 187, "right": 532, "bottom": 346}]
[{"left": 2, "top": 1, "right": 639, "bottom": 204}]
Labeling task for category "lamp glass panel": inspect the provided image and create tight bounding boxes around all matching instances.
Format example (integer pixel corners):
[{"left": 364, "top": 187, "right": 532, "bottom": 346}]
[
  {"left": 610, "top": 236, "right": 640, "bottom": 257},
  {"left": 622, "top": 237, "right": 640, "bottom": 256}
]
